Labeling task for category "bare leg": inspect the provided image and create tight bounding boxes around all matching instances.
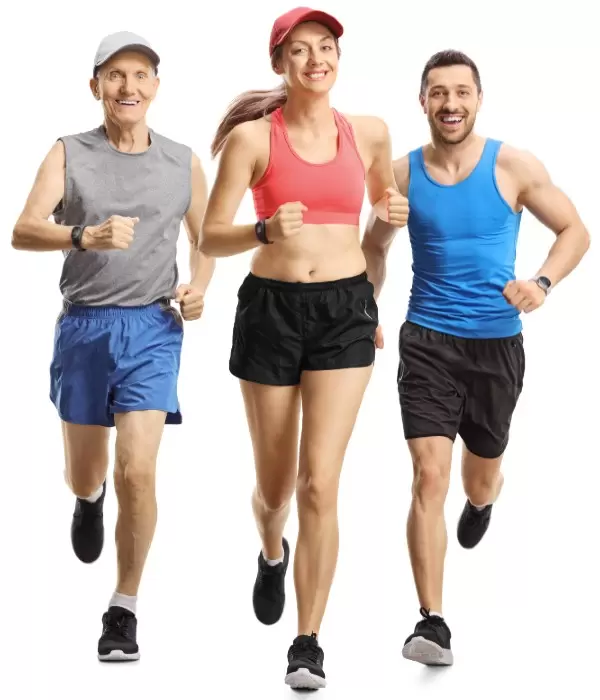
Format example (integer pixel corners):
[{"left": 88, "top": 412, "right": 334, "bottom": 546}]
[{"left": 294, "top": 366, "right": 373, "bottom": 636}]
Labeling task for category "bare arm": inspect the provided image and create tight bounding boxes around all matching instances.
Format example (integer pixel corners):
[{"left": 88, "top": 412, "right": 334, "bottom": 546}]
[
  {"left": 11, "top": 140, "right": 75, "bottom": 251},
  {"left": 183, "top": 152, "right": 215, "bottom": 293},
  {"left": 362, "top": 155, "right": 409, "bottom": 299},
  {"left": 199, "top": 125, "right": 262, "bottom": 258},
  {"left": 510, "top": 147, "right": 590, "bottom": 287}
]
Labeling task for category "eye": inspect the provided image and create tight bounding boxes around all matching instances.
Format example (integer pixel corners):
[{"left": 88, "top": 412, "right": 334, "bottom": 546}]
[{"left": 321, "top": 44, "right": 333, "bottom": 51}]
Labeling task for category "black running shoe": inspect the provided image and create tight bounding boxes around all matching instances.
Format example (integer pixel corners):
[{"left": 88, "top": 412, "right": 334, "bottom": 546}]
[
  {"left": 285, "top": 633, "right": 326, "bottom": 689},
  {"left": 253, "top": 537, "right": 290, "bottom": 625},
  {"left": 402, "top": 607, "right": 453, "bottom": 666},
  {"left": 71, "top": 481, "right": 106, "bottom": 563},
  {"left": 98, "top": 606, "right": 140, "bottom": 662},
  {"left": 457, "top": 499, "right": 493, "bottom": 549}
]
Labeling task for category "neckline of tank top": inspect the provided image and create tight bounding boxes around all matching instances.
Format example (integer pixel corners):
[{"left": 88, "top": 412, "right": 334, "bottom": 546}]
[
  {"left": 96, "top": 125, "right": 155, "bottom": 157},
  {"left": 273, "top": 107, "right": 348, "bottom": 169},
  {"left": 419, "top": 138, "right": 491, "bottom": 189}
]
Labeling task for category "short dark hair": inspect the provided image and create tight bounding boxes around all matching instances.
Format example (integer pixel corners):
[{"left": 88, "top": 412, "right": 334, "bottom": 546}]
[{"left": 420, "top": 50, "right": 481, "bottom": 97}]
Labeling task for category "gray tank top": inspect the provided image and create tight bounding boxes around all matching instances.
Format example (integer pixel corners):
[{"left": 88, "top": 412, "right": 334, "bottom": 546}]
[{"left": 53, "top": 126, "right": 192, "bottom": 306}]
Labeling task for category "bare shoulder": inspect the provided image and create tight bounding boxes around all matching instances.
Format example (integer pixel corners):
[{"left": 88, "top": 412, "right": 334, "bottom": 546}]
[
  {"left": 343, "top": 114, "right": 389, "bottom": 145},
  {"left": 497, "top": 142, "right": 550, "bottom": 187},
  {"left": 392, "top": 154, "right": 410, "bottom": 195}
]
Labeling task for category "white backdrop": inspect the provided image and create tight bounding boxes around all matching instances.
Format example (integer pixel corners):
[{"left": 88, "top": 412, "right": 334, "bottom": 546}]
[{"left": 1, "top": 0, "right": 597, "bottom": 698}]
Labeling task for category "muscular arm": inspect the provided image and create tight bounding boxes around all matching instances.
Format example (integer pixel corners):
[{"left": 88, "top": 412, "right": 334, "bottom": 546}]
[
  {"left": 509, "top": 147, "right": 590, "bottom": 287},
  {"left": 11, "top": 140, "right": 75, "bottom": 251},
  {"left": 183, "top": 152, "right": 215, "bottom": 293},
  {"left": 361, "top": 155, "right": 409, "bottom": 300},
  {"left": 199, "top": 124, "right": 263, "bottom": 258}
]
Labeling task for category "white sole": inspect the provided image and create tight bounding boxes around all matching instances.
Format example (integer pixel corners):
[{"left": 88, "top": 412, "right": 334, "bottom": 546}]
[
  {"left": 285, "top": 667, "right": 327, "bottom": 689},
  {"left": 98, "top": 649, "right": 140, "bottom": 662},
  {"left": 402, "top": 637, "right": 453, "bottom": 666}
]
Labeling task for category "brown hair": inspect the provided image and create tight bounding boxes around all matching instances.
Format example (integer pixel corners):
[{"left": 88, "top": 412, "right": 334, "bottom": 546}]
[
  {"left": 210, "top": 38, "right": 341, "bottom": 158},
  {"left": 420, "top": 50, "right": 482, "bottom": 98}
]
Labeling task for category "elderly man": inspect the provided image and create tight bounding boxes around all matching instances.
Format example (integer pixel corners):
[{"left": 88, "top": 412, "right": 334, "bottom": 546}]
[{"left": 12, "top": 31, "right": 215, "bottom": 661}]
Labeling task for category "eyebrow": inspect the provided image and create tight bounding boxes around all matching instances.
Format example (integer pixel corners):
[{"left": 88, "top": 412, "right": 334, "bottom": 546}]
[
  {"left": 430, "top": 84, "right": 472, "bottom": 91},
  {"left": 291, "top": 34, "right": 334, "bottom": 45}
]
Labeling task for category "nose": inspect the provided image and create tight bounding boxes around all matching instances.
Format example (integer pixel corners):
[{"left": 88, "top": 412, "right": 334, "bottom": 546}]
[
  {"left": 307, "top": 50, "right": 324, "bottom": 67},
  {"left": 120, "top": 76, "right": 136, "bottom": 96},
  {"left": 443, "top": 94, "right": 460, "bottom": 112}
]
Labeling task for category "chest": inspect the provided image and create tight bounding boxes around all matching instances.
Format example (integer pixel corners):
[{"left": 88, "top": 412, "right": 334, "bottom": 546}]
[{"left": 67, "top": 154, "right": 189, "bottom": 223}]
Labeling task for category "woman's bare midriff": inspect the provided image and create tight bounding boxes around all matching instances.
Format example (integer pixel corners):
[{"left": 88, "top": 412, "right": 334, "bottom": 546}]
[{"left": 249, "top": 223, "right": 366, "bottom": 282}]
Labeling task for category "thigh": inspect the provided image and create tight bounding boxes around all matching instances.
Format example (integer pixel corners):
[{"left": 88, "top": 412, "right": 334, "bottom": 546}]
[
  {"left": 111, "top": 305, "right": 183, "bottom": 424},
  {"left": 240, "top": 380, "right": 301, "bottom": 500},
  {"left": 299, "top": 366, "right": 373, "bottom": 483},
  {"left": 50, "top": 312, "right": 113, "bottom": 427},
  {"left": 459, "top": 333, "right": 525, "bottom": 459},
  {"left": 398, "top": 322, "right": 463, "bottom": 442},
  {"left": 303, "top": 275, "right": 378, "bottom": 373},
  {"left": 114, "top": 410, "right": 167, "bottom": 469},
  {"left": 230, "top": 275, "right": 303, "bottom": 386},
  {"left": 62, "top": 421, "right": 111, "bottom": 473}
]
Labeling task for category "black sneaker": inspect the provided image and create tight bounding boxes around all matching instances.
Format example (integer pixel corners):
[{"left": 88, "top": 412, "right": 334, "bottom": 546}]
[
  {"left": 285, "top": 633, "right": 326, "bottom": 689},
  {"left": 71, "top": 481, "right": 106, "bottom": 563},
  {"left": 402, "top": 607, "right": 453, "bottom": 666},
  {"left": 253, "top": 537, "right": 290, "bottom": 625},
  {"left": 457, "top": 499, "right": 493, "bottom": 549},
  {"left": 98, "top": 606, "right": 140, "bottom": 662}
]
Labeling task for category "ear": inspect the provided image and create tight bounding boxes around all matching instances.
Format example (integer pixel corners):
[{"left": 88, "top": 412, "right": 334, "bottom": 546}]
[
  {"left": 477, "top": 89, "right": 483, "bottom": 113},
  {"left": 419, "top": 94, "right": 426, "bottom": 113},
  {"left": 89, "top": 78, "right": 100, "bottom": 100}
]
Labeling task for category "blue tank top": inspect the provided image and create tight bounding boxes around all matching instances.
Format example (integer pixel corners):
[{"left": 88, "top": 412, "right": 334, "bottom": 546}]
[{"left": 406, "top": 139, "right": 522, "bottom": 339}]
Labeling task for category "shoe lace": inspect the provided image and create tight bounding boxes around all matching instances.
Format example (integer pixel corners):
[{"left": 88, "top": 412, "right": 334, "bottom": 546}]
[
  {"left": 104, "top": 611, "right": 134, "bottom": 640},
  {"left": 292, "top": 633, "right": 320, "bottom": 664}
]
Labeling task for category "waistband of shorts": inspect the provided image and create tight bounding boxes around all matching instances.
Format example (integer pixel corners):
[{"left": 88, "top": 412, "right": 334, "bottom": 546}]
[
  {"left": 61, "top": 297, "right": 171, "bottom": 318},
  {"left": 243, "top": 271, "right": 369, "bottom": 293}
]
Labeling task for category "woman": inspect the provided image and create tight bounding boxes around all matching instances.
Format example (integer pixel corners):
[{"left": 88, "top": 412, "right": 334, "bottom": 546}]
[{"left": 201, "top": 7, "right": 408, "bottom": 690}]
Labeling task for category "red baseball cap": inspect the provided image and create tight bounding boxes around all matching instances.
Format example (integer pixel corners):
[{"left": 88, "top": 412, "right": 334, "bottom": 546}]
[{"left": 269, "top": 7, "right": 344, "bottom": 55}]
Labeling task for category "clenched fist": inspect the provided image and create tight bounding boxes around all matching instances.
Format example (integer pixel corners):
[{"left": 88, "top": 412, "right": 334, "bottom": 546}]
[
  {"left": 82, "top": 215, "right": 139, "bottom": 251},
  {"left": 503, "top": 279, "right": 546, "bottom": 313},
  {"left": 175, "top": 284, "right": 205, "bottom": 321},
  {"left": 266, "top": 202, "right": 307, "bottom": 242},
  {"left": 384, "top": 187, "right": 409, "bottom": 227}
]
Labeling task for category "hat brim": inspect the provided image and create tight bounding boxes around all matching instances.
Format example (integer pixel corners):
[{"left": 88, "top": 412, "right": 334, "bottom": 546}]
[
  {"left": 94, "top": 43, "right": 160, "bottom": 74},
  {"left": 273, "top": 10, "right": 344, "bottom": 53}
]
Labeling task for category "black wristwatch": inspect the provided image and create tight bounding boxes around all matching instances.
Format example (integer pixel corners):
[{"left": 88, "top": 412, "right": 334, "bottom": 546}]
[
  {"left": 255, "top": 219, "right": 272, "bottom": 245},
  {"left": 71, "top": 225, "right": 87, "bottom": 251},
  {"left": 532, "top": 275, "right": 551, "bottom": 294}
]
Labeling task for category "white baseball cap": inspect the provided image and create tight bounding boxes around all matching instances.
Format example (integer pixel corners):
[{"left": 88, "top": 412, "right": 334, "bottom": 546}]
[{"left": 93, "top": 31, "right": 160, "bottom": 76}]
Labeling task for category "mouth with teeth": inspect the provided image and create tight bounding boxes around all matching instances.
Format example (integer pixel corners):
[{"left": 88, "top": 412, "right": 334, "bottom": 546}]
[
  {"left": 304, "top": 71, "right": 328, "bottom": 81},
  {"left": 116, "top": 100, "right": 140, "bottom": 107},
  {"left": 438, "top": 114, "right": 465, "bottom": 128}
]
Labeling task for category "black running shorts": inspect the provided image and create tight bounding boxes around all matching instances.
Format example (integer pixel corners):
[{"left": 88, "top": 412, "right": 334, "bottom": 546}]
[
  {"left": 230, "top": 272, "right": 378, "bottom": 386},
  {"left": 397, "top": 320, "right": 525, "bottom": 459}
]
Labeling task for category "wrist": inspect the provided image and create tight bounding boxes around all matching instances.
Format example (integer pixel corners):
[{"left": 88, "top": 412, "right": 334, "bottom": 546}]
[
  {"left": 71, "top": 225, "right": 88, "bottom": 251},
  {"left": 80, "top": 226, "right": 95, "bottom": 250},
  {"left": 256, "top": 219, "right": 272, "bottom": 245},
  {"left": 531, "top": 275, "right": 552, "bottom": 294}
]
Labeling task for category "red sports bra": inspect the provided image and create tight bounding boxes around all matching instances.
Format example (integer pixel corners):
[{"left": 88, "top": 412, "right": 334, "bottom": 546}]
[{"left": 252, "top": 107, "right": 366, "bottom": 226}]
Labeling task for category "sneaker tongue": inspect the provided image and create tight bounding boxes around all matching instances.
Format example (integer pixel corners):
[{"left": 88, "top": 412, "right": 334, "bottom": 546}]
[
  {"left": 108, "top": 605, "right": 134, "bottom": 617},
  {"left": 294, "top": 633, "right": 317, "bottom": 645}
]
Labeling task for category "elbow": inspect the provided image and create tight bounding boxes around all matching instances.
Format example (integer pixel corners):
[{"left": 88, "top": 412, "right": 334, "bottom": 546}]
[
  {"left": 199, "top": 226, "right": 219, "bottom": 257},
  {"left": 11, "top": 219, "right": 28, "bottom": 249}
]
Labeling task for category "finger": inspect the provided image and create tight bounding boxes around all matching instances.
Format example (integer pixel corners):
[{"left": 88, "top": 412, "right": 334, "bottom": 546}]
[{"left": 385, "top": 187, "right": 398, "bottom": 197}]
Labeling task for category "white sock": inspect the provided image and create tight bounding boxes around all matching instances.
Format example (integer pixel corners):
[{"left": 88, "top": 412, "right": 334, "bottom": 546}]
[
  {"left": 84, "top": 483, "right": 103, "bottom": 503},
  {"left": 264, "top": 550, "right": 284, "bottom": 566},
  {"left": 469, "top": 499, "right": 489, "bottom": 511},
  {"left": 428, "top": 610, "right": 444, "bottom": 619},
  {"left": 109, "top": 591, "right": 137, "bottom": 615}
]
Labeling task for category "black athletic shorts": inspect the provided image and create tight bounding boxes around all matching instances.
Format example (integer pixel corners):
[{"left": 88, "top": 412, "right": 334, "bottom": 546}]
[
  {"left": 229, "top": 272, "right": 378, "bottom": 386},
  {"left": 398, "top": 320, "right": 525, "bottom": 459}
]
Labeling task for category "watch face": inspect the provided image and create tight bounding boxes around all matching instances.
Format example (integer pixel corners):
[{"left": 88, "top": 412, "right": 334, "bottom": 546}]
[{"left": 537, "top": 276, "right": 551, "bottom": 291}]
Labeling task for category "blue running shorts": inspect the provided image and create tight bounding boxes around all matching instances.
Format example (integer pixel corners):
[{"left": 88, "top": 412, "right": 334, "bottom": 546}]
[{"left": 50, "top": 298, "right": 184, "bottom": 427}]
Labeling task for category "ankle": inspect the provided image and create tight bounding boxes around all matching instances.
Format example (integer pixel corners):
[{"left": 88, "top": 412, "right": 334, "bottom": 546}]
[{"left": 109, "top": 591, "right": 137, "bottom": 615}]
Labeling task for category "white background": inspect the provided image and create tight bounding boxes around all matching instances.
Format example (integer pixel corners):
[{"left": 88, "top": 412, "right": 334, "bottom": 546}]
[{"left": 1, "top": 0, "right": 597, "bottom": 697}]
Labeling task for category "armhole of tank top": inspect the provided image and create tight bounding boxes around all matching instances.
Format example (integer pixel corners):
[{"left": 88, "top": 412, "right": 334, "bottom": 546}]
[
  {"left": 251, "top": 113, "right": 278, "bottom": 191},
  {"left": 335, "top": 111, "right": 366, "bottom": 177},
  {"left": 54, "top": 136, "right": 70, "bottom": 218},
  {"left": 407, "top": 149, "right": 420, "bottom": 200},
  {"left": 489, "top": 140, "right": 516, "bottom": 216},
  {"left": 184, "top": 146, "right": 193, "bottom": 214}
]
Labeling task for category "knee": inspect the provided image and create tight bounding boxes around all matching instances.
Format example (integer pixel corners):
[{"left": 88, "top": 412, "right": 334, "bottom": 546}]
[
  {"left": 66, "top": 461, "right": 106, "bottom": 499},
  {"left": 254, "top": 484, "right": 291, "bottom": 514},
  {"left": 114, "top": 454, "right": 155, "bottom": 496},
  {"left": 296, "top": 470, "right": 338, "bottom": 516},
  {"left": 411, "top": 454, "right": 450, "bottom": 507},
  {"left": 463, "top": 471, "right": 499, "bottom": 505}
]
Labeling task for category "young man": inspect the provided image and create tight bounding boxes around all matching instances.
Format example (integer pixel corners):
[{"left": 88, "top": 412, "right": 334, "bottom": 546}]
[
  {"left": 12, "top": 31, "right": 215, "bottom": 661},
  {"left": 361, "top": 49, "right": 590, "bottom": 666}
]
